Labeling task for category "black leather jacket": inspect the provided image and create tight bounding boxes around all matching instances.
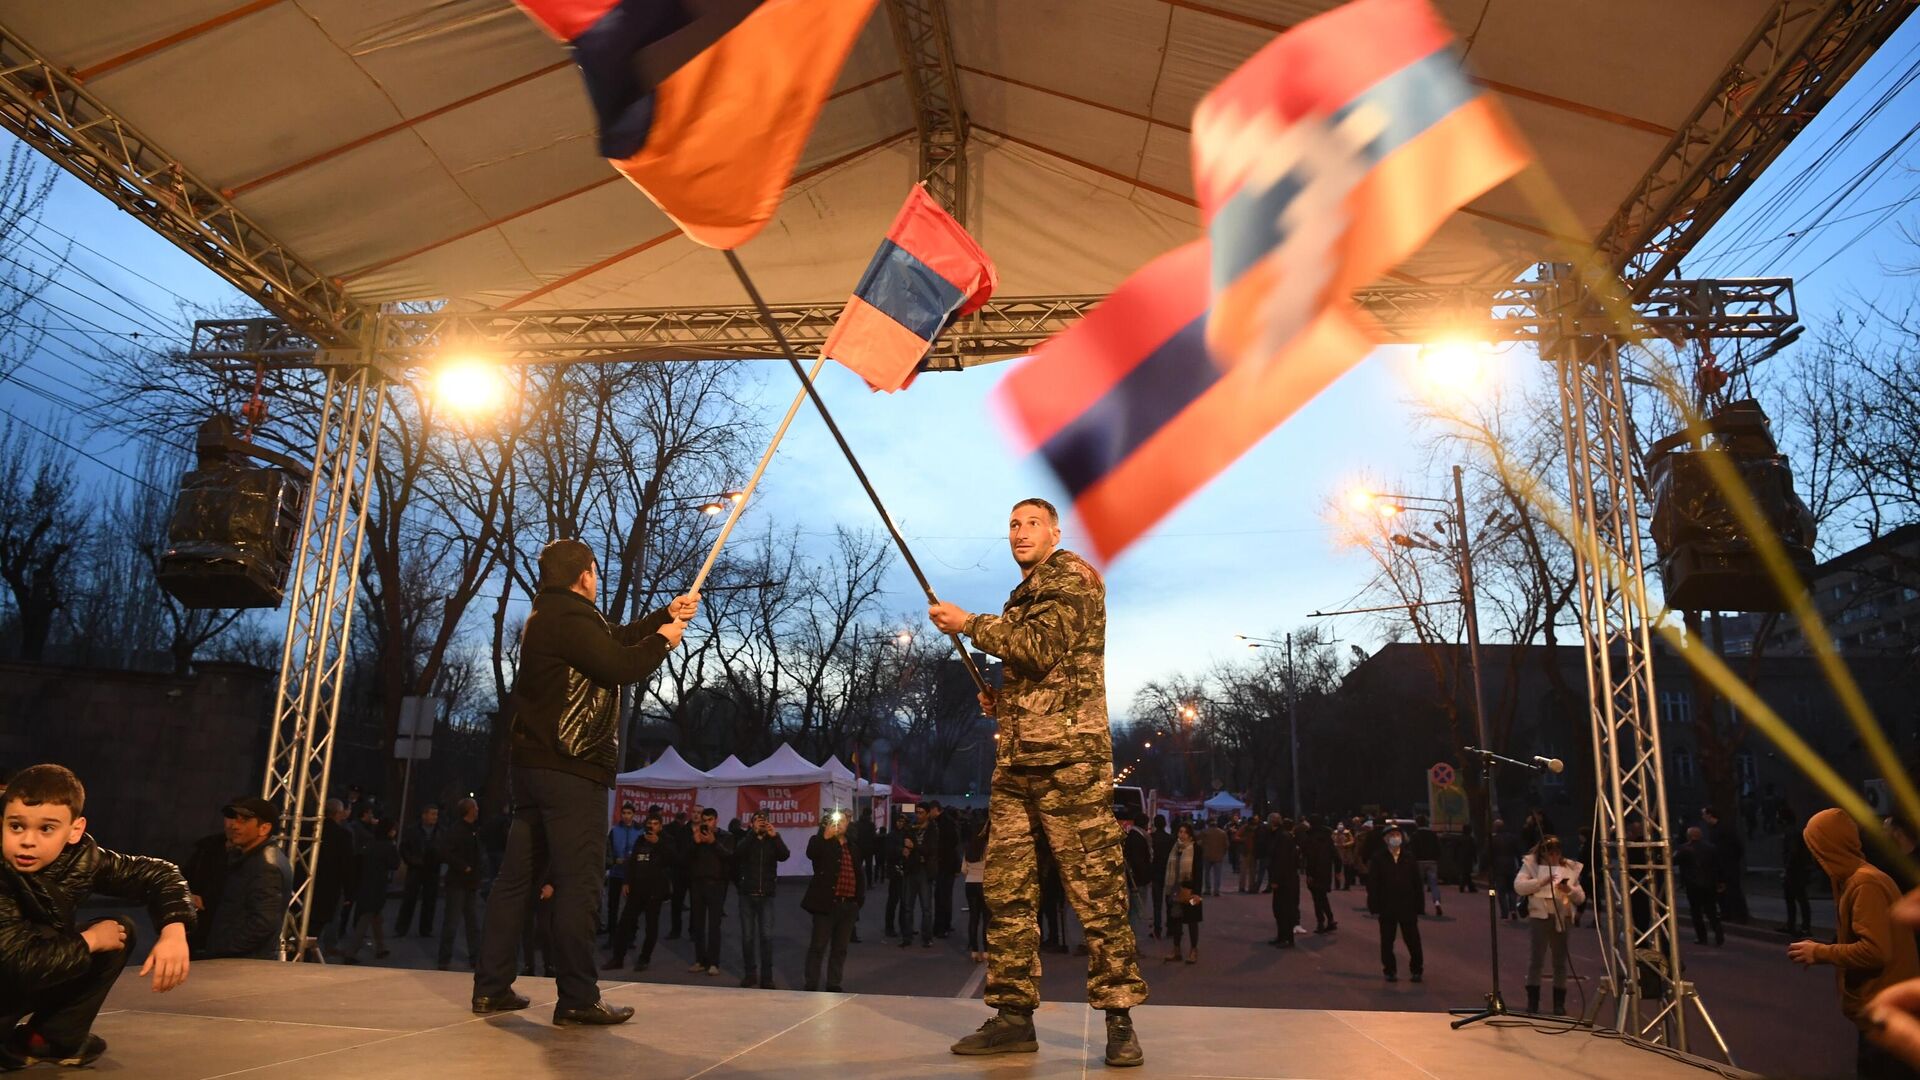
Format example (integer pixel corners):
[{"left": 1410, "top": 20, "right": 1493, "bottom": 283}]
[
  {"left": 734, "top": 831, "right": 791, "bottom": 897},
  {"left": 511, "top": 589, "right": 673, "bottom": 786},
  {"left": 199, "top": 842, "right": 293, "bottom": 960},
  {"left": 0, "top": 835, "right": 195, "bottom": 993}
]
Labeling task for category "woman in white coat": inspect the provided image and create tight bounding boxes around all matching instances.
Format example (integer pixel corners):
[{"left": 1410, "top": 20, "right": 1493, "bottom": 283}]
[{"left": 1514, "top": 835, "right": 1584, "bottom": 1015}]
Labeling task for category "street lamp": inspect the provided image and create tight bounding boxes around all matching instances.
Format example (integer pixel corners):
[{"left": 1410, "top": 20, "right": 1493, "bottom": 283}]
[{"left": 1234, "top": 633, "right": 1309, "bottom": 819}]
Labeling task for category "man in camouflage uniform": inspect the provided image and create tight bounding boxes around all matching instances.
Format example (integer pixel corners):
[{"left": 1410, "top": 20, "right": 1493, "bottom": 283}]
[{"left": 929, "top": 497, "right": 1146, "bottom": 1068}]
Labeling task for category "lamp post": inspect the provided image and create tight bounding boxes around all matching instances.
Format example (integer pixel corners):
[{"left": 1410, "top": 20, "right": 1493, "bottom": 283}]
[{"left": 1236, "top": 633, "right": 1304, "bottom": 819}]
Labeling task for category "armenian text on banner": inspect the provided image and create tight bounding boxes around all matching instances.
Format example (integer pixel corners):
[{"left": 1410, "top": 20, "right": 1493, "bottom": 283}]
[
  {"left": 614, "top": 785, "right": 698, "bottom": 825},
  {"left": 736, "top": 784, "right": 821, "bottom": 828}
]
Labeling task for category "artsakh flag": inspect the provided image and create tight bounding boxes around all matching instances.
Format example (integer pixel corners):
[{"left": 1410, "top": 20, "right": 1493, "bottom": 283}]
[
  {"left": 515, "top": 0, "right": 881, "bottom": 250},
  {"left": 997, "top": 0, "right": 1527, "bottom": 562},
  {"left": 824, "top": 185, "right": 998, "bottom": 392}
]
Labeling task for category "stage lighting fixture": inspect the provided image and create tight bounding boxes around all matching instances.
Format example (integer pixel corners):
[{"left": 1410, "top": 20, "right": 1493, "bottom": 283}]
[{"left": 434, "top": 357, "right": 508, "bottom": 415}]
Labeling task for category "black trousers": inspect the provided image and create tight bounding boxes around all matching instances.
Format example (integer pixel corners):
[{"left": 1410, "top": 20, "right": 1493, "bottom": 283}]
[
  {"left": 1309, "top": 885, "right": 1334, "bottom": 928},
  {"left": 1685, "top": 885, "right": 1723, "bottom": 942},
  {"left": 0, "top": 916, "right": 133, "bottom": 1053},
  {"left": 966, "top": 881, "right": 988, "bottom": 952},
  {"left": 806, "top": 901, "right": 858, "bottom": 989},
  {"left": 883, "top": 875, "right": 901, "bottom": 934},
  {"left": 1378, "top": 914, "right": 1422, "bottom": 976},
  {"left": 613, "top": 896, "right": 663, "bottom": 963},
  {"left": 604, "top": 876, "right": 625, "bottom": 938},
  {"left": 1272, "top": 883, "right": 1300, "bottom": 943},
  {"left": 474, "top": 766, "right": 606, "bottom": 1010},
  {"left": 396, "top": 863, "right": 439, "bottom": 934},
  {"left": 668, "top": 870, "right": 688, "bottom": 936},
  {"left": 1150, "top": 879, "right": 1165, "bottom": 936},
  {"left": 1784, "top": 876, "right": 1813, "bottom": 934},
  {"left": 934, "top": 872, "right": 956, "bottom": 933},
  {"left": 690, "top": 880, "right": 727, "bottom": 967},
  {"left": 438, "top": 886, "right": 480, "bottom": 966}
]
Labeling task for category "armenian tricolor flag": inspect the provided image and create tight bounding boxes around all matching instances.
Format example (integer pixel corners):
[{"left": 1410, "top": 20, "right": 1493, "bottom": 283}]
[
  {"left": 515, "top": 0, "right": 881, "bottom": 249},
  {"left": 824, "top": 185, "right": 998, "bottom": 392},
  {"left": 997, "top": 0, "right": 1527, "bottom": 562}
]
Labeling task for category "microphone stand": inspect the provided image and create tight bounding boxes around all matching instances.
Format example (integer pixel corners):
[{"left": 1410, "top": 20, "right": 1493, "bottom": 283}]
[{"left": 1450, "top": 746, "right": 1553, "bottom": 1028}]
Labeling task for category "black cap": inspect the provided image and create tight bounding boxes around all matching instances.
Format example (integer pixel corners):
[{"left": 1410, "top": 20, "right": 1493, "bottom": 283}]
[{"left": 225, "top": 795, "right": 280, "bottom": 832}]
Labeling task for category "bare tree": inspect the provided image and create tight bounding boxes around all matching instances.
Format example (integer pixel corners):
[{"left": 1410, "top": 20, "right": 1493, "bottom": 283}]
[{"left": 0, "top": 420, "right": 89, "bottom": 660}]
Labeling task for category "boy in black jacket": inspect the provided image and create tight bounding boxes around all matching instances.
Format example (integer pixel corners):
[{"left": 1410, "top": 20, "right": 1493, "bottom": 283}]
[{"left": 1, "top": 764, "right": 195, "bottom": 1069}]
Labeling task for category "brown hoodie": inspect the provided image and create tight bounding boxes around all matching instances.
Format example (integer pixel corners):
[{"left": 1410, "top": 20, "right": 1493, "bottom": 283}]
[{"left": 1803, "top": 808, "right": 1919, "bottom": 1029}]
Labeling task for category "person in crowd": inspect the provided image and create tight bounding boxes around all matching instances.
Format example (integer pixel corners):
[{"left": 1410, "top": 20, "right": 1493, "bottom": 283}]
[
  {"left": 1489, "top": 818, "right": 1522, "bottom": 919},
  {"left": 1149, "top": 814, "right": 1173, "bottom": 939},
  {"left": 1162, "top": 822, "right": 1204, "bottom": 963},
  {"left": 1409, "top": 814, "right": 1443, "bottom": 918},
  {"left": 1300, "top": 816, "right": 1336, "bottom": 933},
  {"left": 193, "top": 796, "right": 292, "bottom": 960},
  {"left": 1674, "top": 825, "right": 1723, "bottom": 946},
  {"left": 436, "top": 797, "right": 484, "bottom": 971},
  {"left": 1863, "top": 886, "right": 1920, "bottom": 1072},
  {"left": 1268, "top": 818, "right": 1300, "bottom": 948},
  {"left": 472, "top": 538, "right": 695, "bottom": 1027},
  {"left": 1236, "top": 818, "right": 1257, "bottom": 894},
  {"left": 734, "top": 809, "right": 789, "bottom": 988},
  {"left": 341, "top": 803, "right": 378, "bottom": 932},
  {"left": 0, "top": 765, "right": 193, "bottom": 1071},
  {"left": 605, "top": 810, "right": 673, "bottom": 972},
  {"left": 964, "top": 819, "right": 991, "bottom": 963},
  {"left": 801, "top": 809, "right": 864, "bottom": 992},
  {"left": 882, "top": 809, "right": 905, "bottom": 938},
  {"left": 1782, "top": 803, "right": 1815, "bottom": 937},
  {"left": 342, "top": 817, "right": 399, "bottom": 964},
  {"left": 1874, "top": 817, "right": 1920, "bottom": 896},
  {"left": 688, "top": 806, "right": 734, "bottom": 975},
  {"left": 853, "top": 808, "right": 878, "bottom": 887},
  {"left": 311, "top": 798, "right": 356, "bottom": 959},
  {"left": 394, "top": 803, "right": 441, "bottom": 937},
  {"left": 1199, "top": 816, "right": 1228, "bottom": 898},
  {"left": 1370, "top": 824, "right": 1425, "bottom": 983},
  {"left": 1515, "top": 835, "right": 1584, "bottom": 1015},
  {"left": 1702, "top": 805, "right": 1749, "bottom": 923},
  {"left": 665, "top": 809, "right": 693, "bottom": 939},
  {"left": 1520, "top": 807, "right": 1555, "bottom": 852},
  {"left": 1790, "top": 808, "right": 1919, "bottom": 1078},
  {"left": 1358, "top": 818, "right": 1385, "bottom": 872},
  {"left": 605, "top": 803, "right": 641, "bottom": 941},
  {"left": 1455, "top": 821, "right": 1478, "bottom": 894},
  {"left": 1332, "top": 819, "right": 1357, "bottom": 890},
  {"left": 931, "top": 801, "right": 960, "bottom": 937},
  {"left": 1123, "top": 811, "right": 1152, "bottom": 943},
  {"left": 181, "top": 820, "right": 235, "bottom": 954},
  {"left": 896, "top": 806, "right": 933, "bottom": 949}
]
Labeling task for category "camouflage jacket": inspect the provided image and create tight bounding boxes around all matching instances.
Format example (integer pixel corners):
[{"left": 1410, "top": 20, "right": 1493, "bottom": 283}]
[{"left": 964, "top": 548, "right": 1110, "bottom": 767}]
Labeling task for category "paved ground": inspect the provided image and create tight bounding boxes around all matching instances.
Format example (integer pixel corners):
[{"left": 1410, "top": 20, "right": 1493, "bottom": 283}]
[{"left": 312, "top": 876, "right": 1854, "bottom": 1078}]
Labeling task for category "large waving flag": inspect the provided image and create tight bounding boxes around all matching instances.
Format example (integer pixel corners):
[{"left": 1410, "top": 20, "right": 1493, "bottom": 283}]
[
  {"left": 824, "top": 185, "right": 998, "bottom": 392},
  {"left": 516, "top": 0, "right": 881, "bottom": 250},
  {"left": 997, "top": 0, "right": 1527, "bottom": 561}
]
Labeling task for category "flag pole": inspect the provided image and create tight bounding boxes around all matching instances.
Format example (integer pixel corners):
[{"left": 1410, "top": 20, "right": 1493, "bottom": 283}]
[
  {"left": 722, "top": 248, "right": 993, "bottom": 699},
  {"left": 687, "top": 357, "right": 825, "bottom": 595}
]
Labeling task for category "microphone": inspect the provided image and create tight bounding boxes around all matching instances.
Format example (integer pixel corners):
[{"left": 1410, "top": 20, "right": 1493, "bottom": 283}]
[{"left": 1531, "top": 756, "right": 1565, "bottom": 774}]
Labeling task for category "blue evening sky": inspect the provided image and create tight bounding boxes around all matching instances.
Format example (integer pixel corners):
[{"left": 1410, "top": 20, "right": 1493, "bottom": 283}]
[{"left": 3, "top": 15, "right": 1916, "bottom": 718}]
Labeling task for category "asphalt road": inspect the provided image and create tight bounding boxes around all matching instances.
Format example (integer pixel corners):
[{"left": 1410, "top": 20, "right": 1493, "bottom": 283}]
[{"left": 310, "top": 874, "right": 1857, "bottom": 1079}]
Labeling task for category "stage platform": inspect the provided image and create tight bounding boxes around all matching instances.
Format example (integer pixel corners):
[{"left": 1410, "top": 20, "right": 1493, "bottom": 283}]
[{"left": 92, "top": 961, "right": 1747, "bottom": 1079}]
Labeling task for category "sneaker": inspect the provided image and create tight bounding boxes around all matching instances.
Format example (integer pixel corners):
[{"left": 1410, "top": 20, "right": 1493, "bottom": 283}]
[
  {"left": 14, "top": 1032, "right": 106, "bottom": 1068},
  {"left": 1104, "top": 1011, "right": 1144, "bottom": 1068},
  {"left": 706, "top": 965, "right": 720, "bottom": 976},
  {"left": 950, "top": 1010, "right": 1039, "bottom": 1056},
  {"left": 688, "top": 962, "right": 706, "bottom": 973}
]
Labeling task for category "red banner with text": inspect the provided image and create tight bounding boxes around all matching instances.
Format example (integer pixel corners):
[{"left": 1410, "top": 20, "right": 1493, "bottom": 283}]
[
  {"left": 613, "top": 785, "right": 699, "bottom": 825},
  {"left": 736, "top": 784, "right": 821, "bottom": 828}
]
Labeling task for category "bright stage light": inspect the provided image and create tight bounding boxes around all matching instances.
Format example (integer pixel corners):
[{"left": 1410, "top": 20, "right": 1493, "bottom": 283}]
[
  {"left": 1416, "top": 339, "right": 1496, "bottom": 395},
  {"left": 434, "top": 358, "right": 508, "bottom": 415}
]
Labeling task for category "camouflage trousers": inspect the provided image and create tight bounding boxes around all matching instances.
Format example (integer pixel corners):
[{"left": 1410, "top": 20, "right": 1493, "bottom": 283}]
[{"left": 983, "top": 761, "right": 1148, "bottom": 1012}]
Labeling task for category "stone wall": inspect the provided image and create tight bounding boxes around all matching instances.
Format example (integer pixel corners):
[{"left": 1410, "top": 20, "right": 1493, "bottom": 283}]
[{"left": 0, "top": 659, "right": 273, "bottom": 865}]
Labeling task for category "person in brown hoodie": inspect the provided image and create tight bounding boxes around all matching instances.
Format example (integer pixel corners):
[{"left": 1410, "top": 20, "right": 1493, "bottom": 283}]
[{"left": 1790, "top": 808, "right": 1920, "bottom": 1079}]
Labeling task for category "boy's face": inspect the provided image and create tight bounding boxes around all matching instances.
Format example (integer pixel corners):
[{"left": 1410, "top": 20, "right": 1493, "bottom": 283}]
[{"left": 4, "top": 799, "right": 84, "bottom": 873}]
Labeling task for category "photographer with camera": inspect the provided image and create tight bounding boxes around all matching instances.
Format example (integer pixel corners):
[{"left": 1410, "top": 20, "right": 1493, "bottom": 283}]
[
  {"left": 686, "top": 807, "right": 734, "bottom": 975},
  {"left": 894, "top": 805, "right": 933, "bottom": 948},
  {"left": 802, "top": 808, "right": 864, "bottom": 991},
  {"left": 735, "top": 810, "right": 790, "bottom": 988}
]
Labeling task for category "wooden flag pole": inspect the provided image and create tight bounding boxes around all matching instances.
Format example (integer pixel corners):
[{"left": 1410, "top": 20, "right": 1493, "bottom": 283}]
[
  {"left": 722, "top": 249, "right": 993, "bottom": 699},
  {"left": 687, "top": 355, "right": 825, "bottom": 595}
]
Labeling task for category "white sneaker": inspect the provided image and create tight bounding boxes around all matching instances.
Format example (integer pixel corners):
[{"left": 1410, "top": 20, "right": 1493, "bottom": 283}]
[{"left": 706, "top": 965, "right": 720, "bottom": 976}]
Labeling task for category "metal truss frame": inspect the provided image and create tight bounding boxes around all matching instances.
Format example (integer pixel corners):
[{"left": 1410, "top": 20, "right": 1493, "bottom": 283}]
[
  {"left": 262, "top": 361, "right": 386, "bottom": 957},
  {"left": 1597, "top": 0, "right": 1917, "bottom": 291},
  {"left": 0, "top": 18, "right": 362, "bottom": 346},
  {"left": 184, "top": 278, "right": 1795, "bottom": 369},
  {"left": 885, "top": 0, "right": 969, "bottom": 219}
]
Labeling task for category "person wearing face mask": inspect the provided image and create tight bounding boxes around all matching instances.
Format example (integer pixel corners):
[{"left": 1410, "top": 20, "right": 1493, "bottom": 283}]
[
  {"left": 1514, "top": 835, "right": 1584, "bottom": 1015},
  {"left": 1369, "top": 825, "right": 1425, "bottom": 983}
]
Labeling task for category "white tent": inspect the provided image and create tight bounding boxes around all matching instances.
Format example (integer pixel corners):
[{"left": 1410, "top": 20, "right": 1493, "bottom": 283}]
[
  {"left": 702, "top": 744, "right": 858, "bottom": 875},
  {"left": 1202, "top": 790, "right": 1249, "bottom": 815},
  {"left": 609, "top": 746, "right": 709, "bottom": 824},
  {"left": 699, "top": 754, "right": 755, "bottom": 811}
]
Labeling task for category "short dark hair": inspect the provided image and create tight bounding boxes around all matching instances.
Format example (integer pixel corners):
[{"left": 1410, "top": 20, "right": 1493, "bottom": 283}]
[
  {"left": 5, "top": 764, "right": 85, "bottom": 816},
  {"left": 1010, "top": 497, "right": 1059, "bottom": 525},
  {"left": 538, "top": 538, "right": 596, "bottom": 589}
]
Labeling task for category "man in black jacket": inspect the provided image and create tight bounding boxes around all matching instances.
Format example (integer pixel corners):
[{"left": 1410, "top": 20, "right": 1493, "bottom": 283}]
[
  {"left": 1122, "top": 812, "right": 1152, "bottom": 941},
  {"left": 734, "top": 810, "right": 790, "bottom": 988},
  {"left": 437, "top": 798, "right": 485, "bottom": 970},
  {"left": 1268, "top": 819, "right": 1300, "bottom": 947},
  {"left": 1, "top": 765, "right": 194, "bottom": 1070},
  {"left": 1299, "top": 817, "right": 1336, "bottom": 933},
  {"left": 1149, "top": 814, "right": 1173, "bottom": 940},
  {"left": 196, "top": 796, "right": 292, "bottom": 960},
  {"left": 1674, "top": 826, "right": 1723, "bottom": 946},
  {"left": 1369, "top": 824, "right": 1425, "bottom": 982},
  {"left": 895, "top": 808, "right": 933, "bottom": 948},
  {"left": 687, "top": 806, "right": 734, "bottom": 975},
  {"left": 606, "top": 811, "right": 673, "bottom": 971},
  {"left": 394, "top": 803, "right": 441, "bottom": 937},
  {"left": 803, "top": 811, "right": 864, "bottom": 991},
  {"left": 472, "top": 540, "right": 694, "bottom": 1024},
  {"left": 930, "top": 802, "right": 961, "bottom": 937}
]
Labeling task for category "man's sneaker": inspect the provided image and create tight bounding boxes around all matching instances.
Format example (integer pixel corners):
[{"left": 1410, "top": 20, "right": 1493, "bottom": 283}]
[
  {"left": 950, "top": 1010, "right": 1039, "bottom": 1056},
  {"left": 1104, "top": 1011, "right": 1143, "bottom": 1068},
  {"left": 12, "top": 1031, "right": 107, "bottom": 1068},
  {"left": 687, "top": 962, "right": 706, "bottom": 973},
  {"left": 706, "top": 965, "right": 720, "bottom": 976}
]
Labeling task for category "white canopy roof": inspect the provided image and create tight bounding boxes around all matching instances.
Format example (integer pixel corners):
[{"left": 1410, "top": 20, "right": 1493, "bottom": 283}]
[
  {"left": 613, "top": 745, "right": 708, "bottom": 788},
  {"left": 739, "top": 743, "right": 832, "bottom": 786},
  {"left": 0, "top": 1, "right": 1782, "bottom": 316},
  {"left": 822, "top": 755, "right": 857, "bottom": 782},
  {"left": 1203, "top": 790, "right": 1248, "bottom": 811},
  {"left": 704, "top": 754, "right": 755, "bottom": 782}
]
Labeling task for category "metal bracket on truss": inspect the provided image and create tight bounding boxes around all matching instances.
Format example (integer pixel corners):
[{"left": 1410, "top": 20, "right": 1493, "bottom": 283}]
[{"left": 885, "top": 0, "right": 969, "bottom": 220}]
